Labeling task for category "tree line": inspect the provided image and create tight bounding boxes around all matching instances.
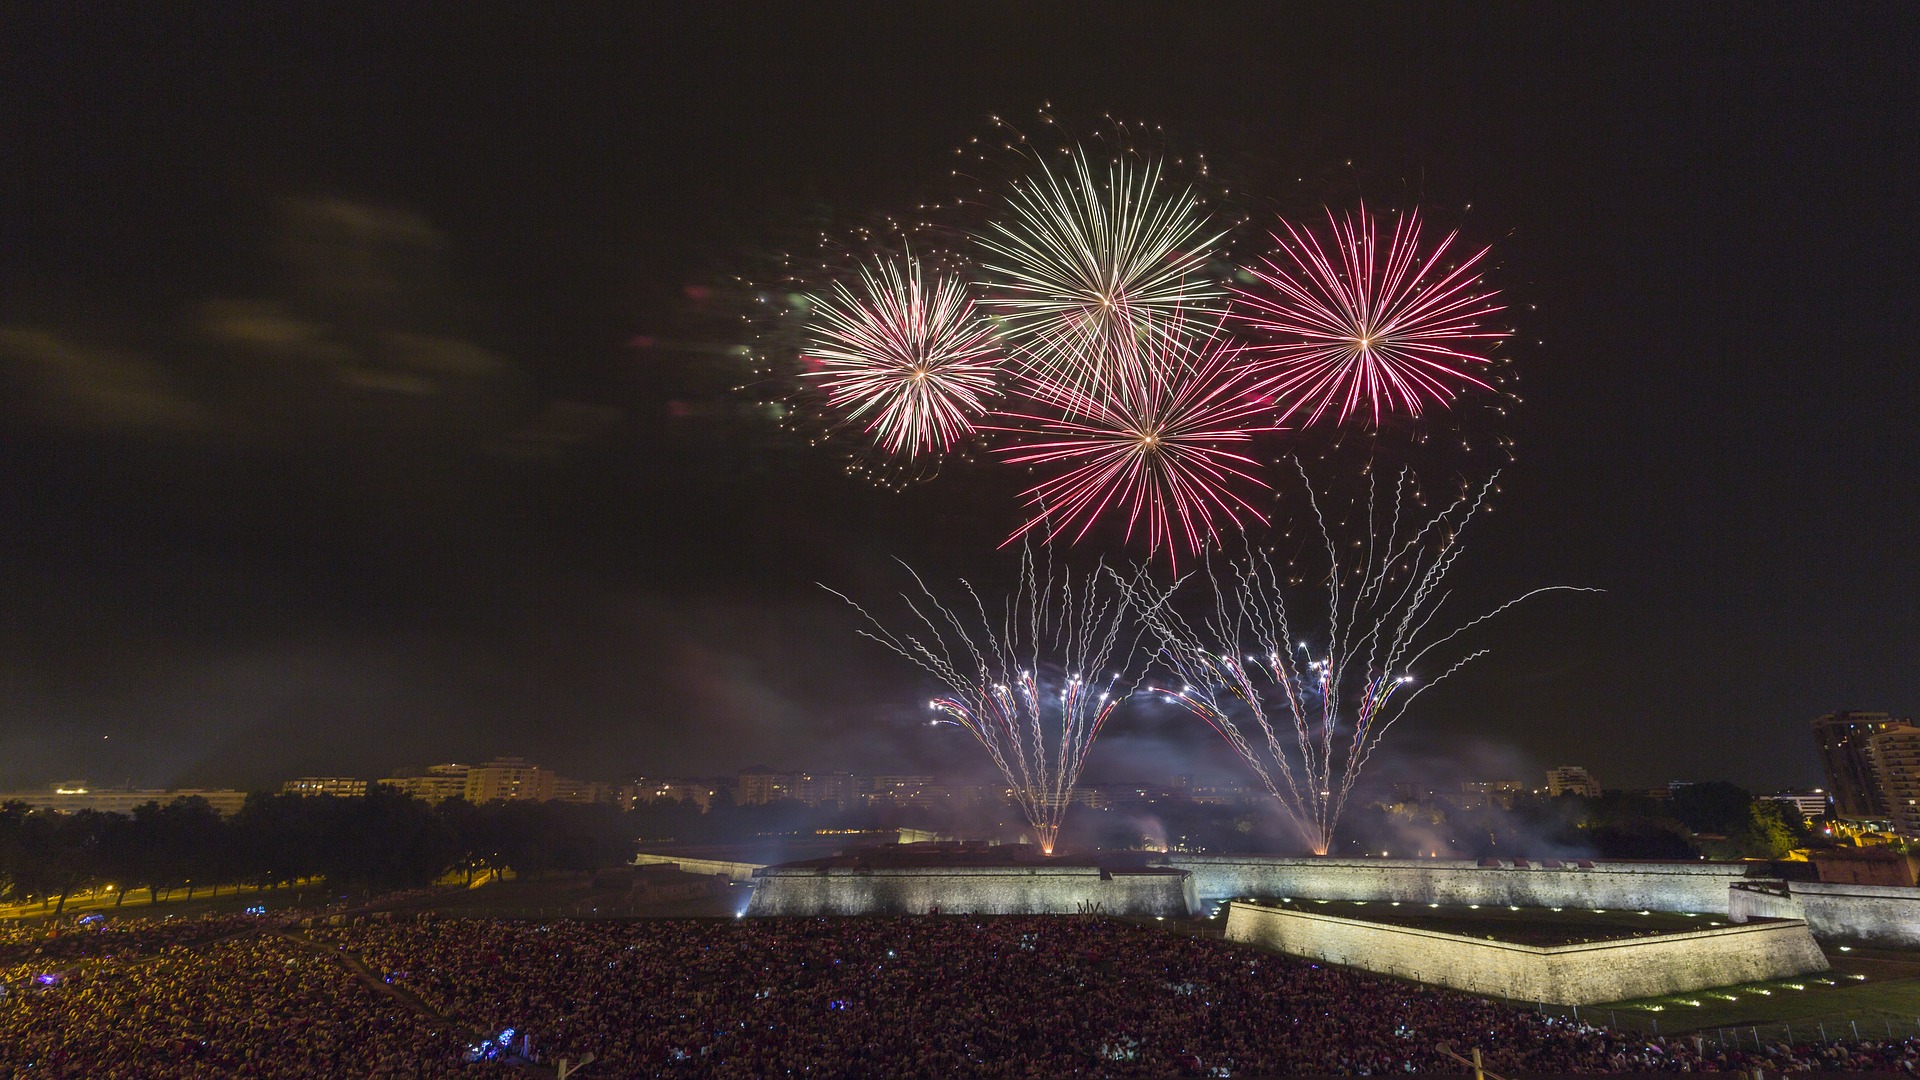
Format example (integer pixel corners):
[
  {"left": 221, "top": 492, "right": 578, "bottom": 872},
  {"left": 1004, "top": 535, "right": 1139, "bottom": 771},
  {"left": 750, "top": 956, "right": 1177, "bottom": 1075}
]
[
  {"left": 0, "top": 788, "right": 634, "bottom": 915},
  {"left": 1350, "top": 781, "right": 1821, "bottom": 861}
]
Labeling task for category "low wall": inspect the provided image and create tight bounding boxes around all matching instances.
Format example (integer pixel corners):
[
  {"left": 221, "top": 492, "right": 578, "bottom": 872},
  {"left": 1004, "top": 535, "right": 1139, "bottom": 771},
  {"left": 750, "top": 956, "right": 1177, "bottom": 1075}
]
[
  {"left": 632, "top": 854, "right": 764, "bottom": 882},
  {"left": 746, "top": 865, "right": 1196, "bottom": 917},
  {"left": 1224, "top": 902, "right": 1828, "bottom": 1005},
  {"left": 1731, "top": 880, "right": 1920, "bottom": 946},
  {"left": 1163, "top": 856, "right": 1754, "bottom": 914}
]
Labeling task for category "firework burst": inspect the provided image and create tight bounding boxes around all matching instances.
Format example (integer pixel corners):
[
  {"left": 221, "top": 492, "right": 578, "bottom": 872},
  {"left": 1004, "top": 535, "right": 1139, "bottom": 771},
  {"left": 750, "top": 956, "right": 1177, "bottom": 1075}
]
[
  {"left": 1236, "top": 205, "right": 1508, "bottom": 427},
  {"left": 803, "top": 256, "right": 1001, "bottom": 458},
  {"left": 824, "top": 548, "right": 1154, "bottom": 854},
  {"left": 1127, "top": 465, "right": 1594, "bottom": 854},
  {"left": 992, "top": 320, "right": 1278, "bottom": 568},
  {"left": 978, "top": 146, "right": 1227, "bottom": 396}
]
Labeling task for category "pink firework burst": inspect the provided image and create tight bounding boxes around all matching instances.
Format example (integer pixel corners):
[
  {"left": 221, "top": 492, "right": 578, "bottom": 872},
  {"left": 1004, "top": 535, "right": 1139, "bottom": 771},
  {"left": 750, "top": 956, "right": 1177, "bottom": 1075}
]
[
  {"left": 1235, "top": 205, "right": 1508, "bottom": 427},
  {"left": 805, "top": 256, "right": 1001, "bottom": 458},
  {"left": 991, "top": 324, "right": 1277, "bottom": 566}
]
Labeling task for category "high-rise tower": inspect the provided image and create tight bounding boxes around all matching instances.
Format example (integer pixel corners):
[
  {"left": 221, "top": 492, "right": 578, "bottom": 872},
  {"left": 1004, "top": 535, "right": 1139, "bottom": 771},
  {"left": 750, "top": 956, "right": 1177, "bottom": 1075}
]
[{"left": 1813, "top": 711, "right": 1910, "bottom": 820}]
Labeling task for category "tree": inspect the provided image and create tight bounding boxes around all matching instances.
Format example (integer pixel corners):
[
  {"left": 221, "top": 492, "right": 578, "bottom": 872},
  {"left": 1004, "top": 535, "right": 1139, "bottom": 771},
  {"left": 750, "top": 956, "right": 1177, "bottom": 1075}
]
[
  {"left": 231, "top": 792, "right": 327, "bottom": 888},
  {"left": 1588, "top": 820, "right": 1698, "bottom": 859},
  {"left": 166, "top": 798, "right": 229, "bottom": 900},
  {"left": 13, "top": 810, "right": 110, "bottom": 914},
  {"left": 1671, "top": 781, "right": 1754, "bottom": 837},
  {"left": 1740, "top": 799, "right": 1801, "bottom": 860},
  {"left": 313, "top": 786, "right": 456, "bottom": 896},
  {"left": 0, "top": 801, "right": 29, "bottom": 901}
]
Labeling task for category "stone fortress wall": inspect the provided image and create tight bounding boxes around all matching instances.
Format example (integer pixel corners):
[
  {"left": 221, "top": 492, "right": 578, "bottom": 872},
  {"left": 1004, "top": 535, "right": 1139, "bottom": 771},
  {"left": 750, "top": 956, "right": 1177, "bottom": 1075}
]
[
  {"left": 1223, "top": 901, "right": 1830, "bottom": 1005},
  {"left": 1160, "top": 856, "right": 1755, "bottom": 913},
  {"left": 1731, "top": 880, "right": 1920, "bottom": 946},
  {"left": 746, "top": 864, "right": 1196, "bottom": 917},
  {"left": 669, "top": 846, "right": 1920, "bottom": 945},
  {"left": 632, "top": 853, "right": 763, "bottom": 882}
]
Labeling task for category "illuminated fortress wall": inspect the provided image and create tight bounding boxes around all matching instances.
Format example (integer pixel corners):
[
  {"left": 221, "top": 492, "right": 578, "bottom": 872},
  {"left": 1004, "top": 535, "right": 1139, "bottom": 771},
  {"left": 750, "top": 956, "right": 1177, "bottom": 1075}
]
[
  {"left": 1223, "top": 902, "right": 1829, "bottom": 1005},
  {"left": 1731, "top": 881, "right": 1920, "bottom": 946},
  {"left": 746, "top": 865, "right": 1196, "bottom": 917},
  {"left": 1162, "top": 856, "right": 1754, "bottom": 913}
]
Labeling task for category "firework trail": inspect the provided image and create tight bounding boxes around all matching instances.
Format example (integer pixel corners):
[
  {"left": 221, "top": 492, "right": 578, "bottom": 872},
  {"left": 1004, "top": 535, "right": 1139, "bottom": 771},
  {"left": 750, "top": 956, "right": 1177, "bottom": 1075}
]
[
  {"left": 824, "top": 548, "right": 1159, "bottom": 854},
  {"left": 978, "top": 146, "right": 1227, "bottom": 399},
  {"left": 803, "top": 255, "right": 1002, "bottom": 458},
  {"left": 991, "top": 317, "right": 1279, "bottom": 568},
  {"left": 1236, "top": 205, "right": 1508, "bottom": 427},
  {"left": 1127, "top": 464, "right": 1594, "bottom": 854}
]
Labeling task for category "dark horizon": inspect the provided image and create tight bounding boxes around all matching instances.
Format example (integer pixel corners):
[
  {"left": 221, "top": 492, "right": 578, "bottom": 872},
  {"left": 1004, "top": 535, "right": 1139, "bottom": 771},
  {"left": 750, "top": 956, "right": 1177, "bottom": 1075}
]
[{"left": 3, "top": 6, "right": 1915, "bottom": 794}]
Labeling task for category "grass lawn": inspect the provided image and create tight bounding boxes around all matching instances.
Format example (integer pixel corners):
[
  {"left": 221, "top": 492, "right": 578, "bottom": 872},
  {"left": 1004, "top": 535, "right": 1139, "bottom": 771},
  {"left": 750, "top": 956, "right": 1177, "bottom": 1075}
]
[{"left": 1589, "top": 948, "right": 1920, "bottom": 1036}]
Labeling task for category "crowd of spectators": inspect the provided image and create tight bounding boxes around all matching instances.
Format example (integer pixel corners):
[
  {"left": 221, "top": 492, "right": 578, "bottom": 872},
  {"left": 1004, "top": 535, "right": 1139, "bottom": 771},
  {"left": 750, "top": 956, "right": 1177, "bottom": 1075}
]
[
  {"left": 0, "top": 911, "right": 265, "bottom": 964},
  {"left": 9, "top": 911, "right": 1920, "bottom": 1076},
  {"left": 319, "top": 915, "right": 1920, "bottom": 1076},
  {"left": 0, "top": 915, "right": 512, "bottom": 1078}
]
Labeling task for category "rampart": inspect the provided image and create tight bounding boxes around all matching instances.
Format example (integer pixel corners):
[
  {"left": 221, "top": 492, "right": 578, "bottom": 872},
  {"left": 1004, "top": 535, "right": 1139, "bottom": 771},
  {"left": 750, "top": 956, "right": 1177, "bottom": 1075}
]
[
  {"left": 746, "top": 863, "right": 1196, "bottom": 917},
  {"left": 1731, "top": 880, "right": 1920, "bottom": 946},
  {"left": 1224, "top": 901, "right": 1828, "bottom": 1005},
  {"left": 633, "top": 853, "right": 764, "bottom": 882},
  {"left": 1162, "top": 856, "right": 1755, "bottom": 913}
]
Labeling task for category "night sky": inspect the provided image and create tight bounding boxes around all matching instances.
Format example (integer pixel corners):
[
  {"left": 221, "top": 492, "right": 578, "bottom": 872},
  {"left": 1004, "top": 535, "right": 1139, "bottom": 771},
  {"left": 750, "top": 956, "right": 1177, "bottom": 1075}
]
[{"left": 3, "top": 5, "right": 1915, "bottom": 794}]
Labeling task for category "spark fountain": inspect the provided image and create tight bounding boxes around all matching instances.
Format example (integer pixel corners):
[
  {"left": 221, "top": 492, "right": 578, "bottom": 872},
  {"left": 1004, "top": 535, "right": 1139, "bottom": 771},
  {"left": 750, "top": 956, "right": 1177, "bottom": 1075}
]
[
  {"left": 825, "top": 547, "right": 1162, "bottom": 854},
  {"left": 1133, "top": 465, "right": 1596, "bottom": 854}
]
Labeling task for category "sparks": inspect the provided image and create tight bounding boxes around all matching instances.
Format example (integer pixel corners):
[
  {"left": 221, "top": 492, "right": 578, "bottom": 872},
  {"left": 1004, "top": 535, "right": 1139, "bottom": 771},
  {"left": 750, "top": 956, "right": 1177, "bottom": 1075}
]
[
  {"left": 823, "top": 548, "right": 1155, "bottom": 855},
  {"left": 978, "top": 146, "right": 1226, "bottom": 399},
  {"left": 1235, "top": 204, "right": 1508, "bottom": 427},
  {"left": 991, "top": 318, "right": 1278, "bottom": 568},
  {"left": 805, "top": 255, "right": 1001, "bottom": 458},
  {"left": 1127, "top": 464, "right": 1596, "bottom": 854}
]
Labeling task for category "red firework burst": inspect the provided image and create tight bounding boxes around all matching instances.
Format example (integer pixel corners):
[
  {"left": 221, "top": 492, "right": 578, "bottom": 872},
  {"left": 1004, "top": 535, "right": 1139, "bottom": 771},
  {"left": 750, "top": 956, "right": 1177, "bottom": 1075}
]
[
  {"left": 1235, "top": 205, "right": 1508, "bottom": 427},
  {"left": 991, "top": 324, "right": 1277, "bottom": 566}
]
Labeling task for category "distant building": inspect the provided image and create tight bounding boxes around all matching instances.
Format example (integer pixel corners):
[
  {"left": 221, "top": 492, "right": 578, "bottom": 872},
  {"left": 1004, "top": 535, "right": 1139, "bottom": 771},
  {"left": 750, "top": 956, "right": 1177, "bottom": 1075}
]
[
  {"left": 1452, "top": 780, "right": 1525, "bottom": 811},
  {"left": 864, "top": 775, "right": 937, "bottom": 804},
  {"left": 734, "top": 766, "right": 788, "bottom": 806},
  {"left": 1183, "top": 781, "right": 1258, "bottom": 806},
  {"left": 377, "top": 764, "right": 472, "bottom": 804},
  {"left": 547, "top": 777, "right": 612, "bottom": 804},
  {"left": 461, "top": 757, "right": 550, "bottom": 803},
  {"left": 280, "top": 777, "right": 368, "bottom": 798},
  {"left": 1545, "top": 766, "right": 1601, "bottom": 799},
  {"left": 377, "top": 759, "right": 612, "bottom": 806},
  {"left": 1867, "top": 726, "right": 1920, "bottom": 838},
  {"left": 791, "top": 771, "right": 855, "bottom": 807},
  {"left": 620, "top": 778, "right": 718, "bottom": 811},
  {"left": 1813, "top": 711, "right": 1912, "bottom": 821},
  {"left": 1769, "top": 790, "right": 1829, "bottom": 821},
  {"left": 1065, "top": 787, "right": 1111, "bottom": 809},
  {"left": 725, "top": 769, "right": 855, "bottom": 807},
  {"left": 0, "top": 784, "right": 250, "bottom": 816}
]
